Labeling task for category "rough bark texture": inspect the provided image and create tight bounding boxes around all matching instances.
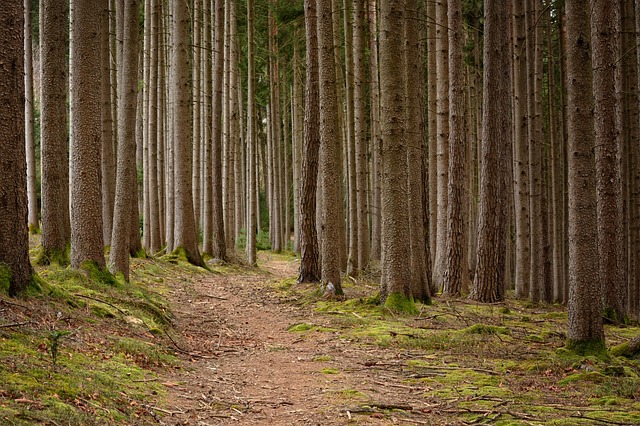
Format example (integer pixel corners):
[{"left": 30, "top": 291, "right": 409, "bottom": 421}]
[
  {"left": 24, "top": 0, "right": 38, "bottom": 233},
  {"left": 40, "top": 0, "right": 70, "bottom": 264},
  {"left": 211, "top": 0, "right": 227, "bottom": 261},
  {"left": 512, "top": 0, "right": 530, "bottom": 299},
  {"left": 406, "top": 0, "right": 430, "bottom": 303},
  {"left": 432, "top": 0, "right": 449, "bottom": 290},
  {"left": 109, "top": 0, "right": 140, "bottom": 280},
  {"left": 368, "top": 0, "right": 381, "bottom": 262},
  {"left": 245, "top": 0, "right": 257, "bottom": 265},
  {"left": 0, "top": 0, "right": 32, "bottom": 296},
  {"left": 471, "top": 0, "right": 511, "bottom": 303},
  {"left": 353, "top": 0, "right": 370, "bottom": 273},
  {"left": 147, "top": 0, "right": 160, "bottom": 253},
  {"left": 317, "top": 0, "right": 343, "bottom": 293},
  {"left": 100, "top": 3, "right": 115, "bottom": 248},
  {"left": 70, "top": 0, "right": 106, "bottom": 269},
  {"left": 297, "top": 0, "right": 321, "bottom": 283},
  {"left": 427, "top": 0, "right": 437, "bottom": 269},
  {"left": 565, "top": 0, "right": 605, "bottom": 347},
  {"left": 442, "top": 0, "right": 468, "bottom": 297},
  {"left": 379, "top": 0, "right": 411, "bottom": 302},
  {"left": 592, "top": 0, "right": 625, "bottom": 322},
  {"left": 171, "top": 0, "right": 204, "bottom": 267}
]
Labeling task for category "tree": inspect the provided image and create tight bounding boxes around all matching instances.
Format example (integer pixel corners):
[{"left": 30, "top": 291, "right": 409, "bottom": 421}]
[
  {"left": 432, "top": 0, "right": 449, "bottom": 289},
  {"left": 379, "top": 0, "right": 412, "bottom": 306},
  {"left": 70, "top": 0, "right": 106, "bottom": 270},
  {"left": 297, "top": 0, "right": 321, "bottom": 283},
  {"left": 512, "top": 0, "right": 531, "bottom": 299},
  {"left": 0, "top": 0, "right": 33, "bottom": 296},
  {"left": 353, "top": 0, "right": 370, "bottom": 273},
  {"left": 109, "top": 0, "right": 140, "bottom": 281},
  {"left": 471, "top": 0, "right": 512, "bottom": 303},
  {"left": 565, "top": 0, "right": 605, "bottom": 351},
  {"left": 24, "top": 0, "right": 38, "bottom": 234},
  {"left": 245, "top": 0, "right": 257, "bottom": 265},
  {"left": 442, "top": 0, "right": 468, "bottom": 297},
  {"left": 40, "top": 0, "right": 70, "bottom": 265},
  {"left": 592, "top": 0, "right": 625, "bottom": 322},
  {"left": 317, "top": 0, "right": 343, "bottom": 294},
  {"left": 171, "top": 0, "right": 204, "bottom": 267}
]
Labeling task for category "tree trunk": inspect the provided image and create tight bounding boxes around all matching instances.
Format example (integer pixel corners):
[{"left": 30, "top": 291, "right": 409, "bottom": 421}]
[
  {"left": 0, "top": 0, "right": 33, "bottom": 296},
  {"left": 245, "top": 0, "right": 257, "bottom": 265},
  {"left": 24, "top": 0, "right": 38, "bottom": 234},
  {"left": 471, "top": 0, "right": 511, "bottom": 303},
  {"left": 442, "top": 0, "right": 469, "bottom": 297},
  {"left": 70, "top": 0, "right": 106, "bottom": 270},
  {"left": 109, "top": 0, "right": 140, "bottom": 280},
  {"left": 565, "top": 0, "right": 605, "bottom": 350},
  {"left": 317, "top": 0, "right": 343, "bottom": 294},
  {"left": 40, "top": 0, "right": 70, "bottom": 265},
  {"left": 297, "top": 0, "right": 322, "bottom": 283},
  {"left": 368, "top": 0, "right": 381, "bottom": 262},
  {"left": 379, "top": 0, "right": 412, "bottom": 304},
  {"left": 171, "top": 0, "right": 204, "bottom": 267}
]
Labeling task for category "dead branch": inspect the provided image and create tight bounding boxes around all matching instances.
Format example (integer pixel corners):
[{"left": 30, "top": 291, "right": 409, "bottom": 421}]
[
  {"left": 0, "top": 321, "right": 31, "bottom": 329},
  {"left": 73, "top": 294, "right": 127, "bottom": 315}
]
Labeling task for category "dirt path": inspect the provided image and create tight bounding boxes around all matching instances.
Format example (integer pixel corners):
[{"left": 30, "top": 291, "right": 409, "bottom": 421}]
[{"left": 155, "top": 256, "right": 435, "bottom": 426}]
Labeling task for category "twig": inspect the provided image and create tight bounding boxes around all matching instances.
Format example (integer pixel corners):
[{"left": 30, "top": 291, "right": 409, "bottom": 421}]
[
  {"left": 201, "top": 293, "right": 228, "bottom": 301},
  {"left": 77, "top": 397, "right": 110, "bottom": 413},
  {"left": 0, "top": 321, "right": 31, "bottom": 329},
  {"left": 132, "top": 378, "right": 158, "bottom": 383},
  {"left": 73, "top": 294, "right": 127, "bottom": 315},
  {"left": 0, "top": 297, "right": 30, "bottom": 310},
  {"left": 162, "top": 329, "right": 217, "bottom": 359},
  {"left": 570, "top": 414, "right": 634, "bottom": 425},
  {"left": 368, "top": 402, "right": 414, "bottom": 411},
  {"left": 143, "top": 404, "right": 184, "bottom": 415}
]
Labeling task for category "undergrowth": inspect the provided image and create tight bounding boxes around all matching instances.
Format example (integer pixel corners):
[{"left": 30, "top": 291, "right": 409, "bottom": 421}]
[{"left": 274, "top": 271, "right": 640, "bottom": 425}]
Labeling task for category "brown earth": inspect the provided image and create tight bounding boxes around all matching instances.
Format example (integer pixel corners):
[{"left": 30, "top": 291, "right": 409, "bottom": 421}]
[{"left": 156, "top": 256, "right": 439, "bottom": 426}]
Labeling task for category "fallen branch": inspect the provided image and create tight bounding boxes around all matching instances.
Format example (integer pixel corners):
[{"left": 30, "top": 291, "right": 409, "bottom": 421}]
[
  {"left": 0, "top": 298, "right": 30, "bottom": 310},
  {"left": 570, "top": 414, "right": 633, "bottom": 425},
  {"left": 73, "top": 294, "right": 127, "bottom": 316},
  {"left": 162, "top": 329, "right": 217, "bottom": 359},
  {"left": 0, "top": 321, "right": 31, "bottom": 329}
]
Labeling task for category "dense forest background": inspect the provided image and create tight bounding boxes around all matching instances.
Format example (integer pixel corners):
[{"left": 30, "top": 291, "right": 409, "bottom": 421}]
[{"left": 1, "top": 0, "right": 638, "bottom": 355}]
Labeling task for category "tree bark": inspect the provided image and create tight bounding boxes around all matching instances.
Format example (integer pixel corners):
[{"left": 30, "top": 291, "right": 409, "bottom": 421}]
[
  {"left": 24, "top": 0, "right": 38, "bottom": 234},
  {"left": 0, "top": 0, "right": 33, "bottom": 296}
]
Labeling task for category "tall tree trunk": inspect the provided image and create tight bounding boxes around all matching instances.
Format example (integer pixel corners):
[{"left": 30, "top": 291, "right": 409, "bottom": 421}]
[
  {"left": 317, "top": 0, "right": 343, "bottom": 294},
  {"left": 442, "top": 0, "right": 468, "bottom": 297},
  {"left": 109, "top": 0, "right": 140, "bottom": 280},
  {"left": 406, "top": 0, "right": 431, "bottom": 303},
  {"left": 432, "top": 0, "right": 449, "bottom": 289},
  {"left": 512, "top": 0, "right": 530, "bottom": 299},
  {"left": 471, "top": 0, "right": 511, "bottom": 303},
  {"left": 24, "top": 0, "right": 38, "bottom": 234},
  {"left": 40, "top": 0, "right": 70, "bottom": 265},
  {"left": 297, "top": 0, "right": 321, "bottom": 283},
  {"left": 192, "top": 0, "right": 202, "bottom": 237},
  {"left": 427, "top": 0, "right": 437, "bottom": 270},
  {"left": 379, "top": 0, "right": 412, "bottom": 304},
  {"left": 353, "top": 0, "right": 370, "bottom": 273},
  {"left": 0, "top": 0, "right": 33, "bottom": 296},
  {"left": 211, "top": 0, "right": 227, "bottom": 260},
  {"left": 565, "top": 0, "right": 605, "bottom": 350},
  {"left": 171, "top": 0, "right": 204, "bottom": 266},
  {"left": 70, "top": 0, "right": 106, "bottom": 270},
  {"left": 245, "top": 0, "right": 257, "bottom": 265},
  {"left": 368, "top": 0, "right": 381, "bottom": 262},
  {"left": 100, "top": 2, "right": 115, "bottom": 247},
  {"left": 591, "top": 0, "right": 625, "bottom": 322}
]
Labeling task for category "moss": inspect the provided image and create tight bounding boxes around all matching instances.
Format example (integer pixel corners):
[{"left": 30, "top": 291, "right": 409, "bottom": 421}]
[
  {"left": 288, "top": 322, "right": 314, "bottom": 332},
  {"left": 383, "top": 292, "right": 418, "bottom": 315},
  {"left": 321, "top": 368, "right": 340, "bottom": 374},
  {"left": 610, "top": 340, "right": 640, "bottom": 359},
  {"left": 113, "top": 337, "right": 178, "bottom": 366},
  {"left": 0, "top": 263, "right": 11, "bottom": 294},
  {"left": 313, "top": 355, "right": 333, "bottom": 362},
  {"left": 462, "top": 324, "right": 511, "bottom": 336},
  {"left": 80, "top": 260, "right": 120, "bottom": 286},
  {"left": 566, "top": 338, "right": 607, "bottom": 358}
]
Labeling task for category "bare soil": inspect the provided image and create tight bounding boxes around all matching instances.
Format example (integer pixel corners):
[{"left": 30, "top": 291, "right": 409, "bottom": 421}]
[{"left": 157, "top": 256, "right": 436, "bottom": 426}]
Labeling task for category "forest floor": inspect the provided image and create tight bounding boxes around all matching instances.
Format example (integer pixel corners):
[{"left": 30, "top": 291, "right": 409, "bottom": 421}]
[{"left": 2, "top": 245, "right": 640, "bottom": 425}]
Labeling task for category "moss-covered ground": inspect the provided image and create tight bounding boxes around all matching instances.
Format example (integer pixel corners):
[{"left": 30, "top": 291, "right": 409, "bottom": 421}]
[
  {"left": 272, "top": 273, "right": 640, "bottom": 425},
  {"left": 0, "top": 236, "right": 208, "bottom": 425}
]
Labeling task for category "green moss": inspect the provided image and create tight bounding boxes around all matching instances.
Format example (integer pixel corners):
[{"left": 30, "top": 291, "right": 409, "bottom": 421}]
[
  {"left": 566, "top": 338, "right": 607, "bottom": 358},
  {"left": 80, "top": 260, "right": 120, "bottom": 286},
  {"left": 113, "top": 337, "right": 178, "bottom": 366},
  {"left": 321, "top": 368, "right": 340, "bottom": 374},
  {"left": 383, "top": 292, "right": 418, "bottom": 315},
  {"left": 34, "top": 245, "right": 69, "bottom": 266},
  {"left": 288, "top": 322, "right": 314, "bottom": 332},
  {"left": 610, "top": 341, "right": 640, "bottom": 359},
  {"left": 0, "top": 263, "right": 11, "bottom": 294},
  {"left": 313, "top": 355, "right": 333, "bottom": 362},
  {"left": 462, "top": 324, "right": 511, "bottom": 336}
]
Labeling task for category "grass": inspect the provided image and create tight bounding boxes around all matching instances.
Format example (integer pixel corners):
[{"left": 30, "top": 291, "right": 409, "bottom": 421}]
[{"left": 270, "top": 275, "right": 640, "bottom": 425}]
